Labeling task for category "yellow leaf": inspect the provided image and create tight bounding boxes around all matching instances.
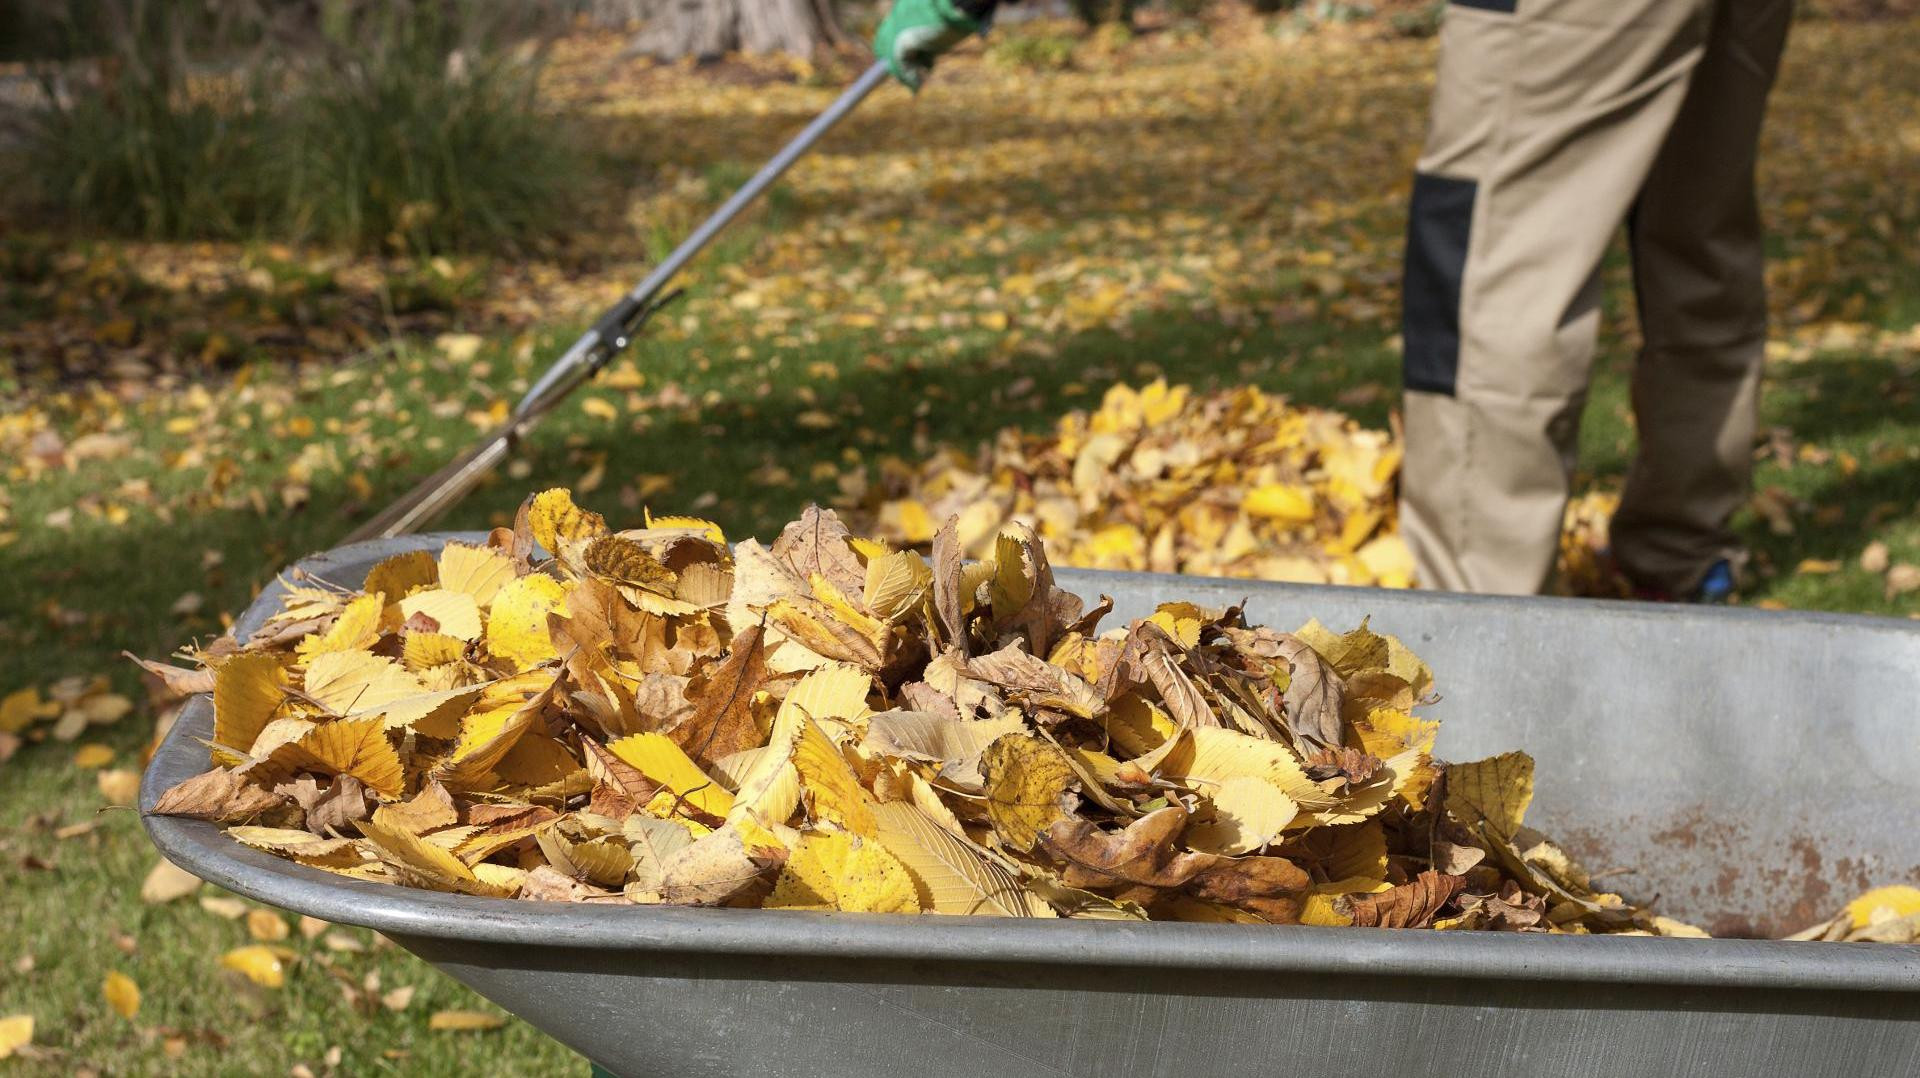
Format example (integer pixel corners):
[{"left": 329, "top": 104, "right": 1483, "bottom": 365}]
[
  {"left": 862, "top": 549, "right": 931, "bottom": 621},
  {"left": 270, "top": 717, "right": 405, "bottom": 798},
  {"left": 1243, "top": 483, "right": 1317, "bottom": 523},
  {"left": 0, "top": 1014, "right": 31, "bottom": 1058},
  {"left": 219, "top": 945, "right": 289, "bottom": 988},
  {"left": 246, "top": 909, "right": 289, "bottom": 942},
  {"left": 1846, "top": 885, "right": 1920, "bottom": 930},
  {"left": 402, "top": 632, "right": 468, "bottom": 670},
  {"left": 211, "top": 653, "right": 288, "bottom": 763},
  {"left": 767, "top": 829, "right": 919, "bottom": 914},
  {"left": 0, "top": 687, "right": 58, "bottom": 734},
  {"left": 1300, "top": 893, "right": 1354, "bottom": 927},
  {"left": 608, "top": 732, "right": 735, "bottom": 819},
  {"left": 141, "top": 859, "right": 202, "bottom": 903},
  {"left": 791, "top": 717, "right": 875, "bottom": 836},
  {"left": 642, "top": 510, "right": 727, "bottom": 544},
  {"left": 1446, "top": 751, "right": 1535, "bottom": 841},
  {"left": 1157, "top": 727, "right": 1322, "bottom": 808},
  {"left": 437, "top": 542, "right": 515, "bottom": 608},
  {"left": 434, "top": 702, "right": 539, "bottom": 791},
  {"left": 303, "top": 650, "right": 425, "bottom": 715},
  {"left": 297, "top": 592, "right": 384, "bottom": 657},
  {"left": 1146, "top": 602, "right": 1207, "bottom": 649},
  {"left": 430, "top": 1010, "right": 507, "bottom": 1032},
  {"left": 776, "top": 663, "right": 873, "bottom": 727},
  {"left": 980, "top": 734, "right": 1074, "bottom": 852},
  {"left": 1185, "top": 776, "right": 1297, "bottom": 855},
  {"left": 526, "top": 487, "right": 607, "bottom": 556},
  {"left": 871, "top": 801, "right": 1053, "bottom": 917},
  {"left": 359, "top": 814, "right": 511, "bottom": 897},
  {"left": 485, "top": 574, "right": 568, "bottom": 670},
  {"left": 72, "top": 743, "right": 115, "bottom": 769},
  {"left": 397, "top": 589, "right": 483, "bottom": 641},
  {"left": 97, "top": 768, "right": 141, "bottom": 805},
  {"left": 580, "top": 396, "right": 619, "bottom": 421},
  {"left": 103, "top": 970, "right": 140, "bottom": 1019},
  {"left": 364, "top": 550, "right": 438, "bottom": 602}
]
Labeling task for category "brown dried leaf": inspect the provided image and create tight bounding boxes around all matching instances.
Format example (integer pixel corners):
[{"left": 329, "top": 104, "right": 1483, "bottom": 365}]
[{"left": 1347, "top": 870, "right": 1466, "bottom": 929}]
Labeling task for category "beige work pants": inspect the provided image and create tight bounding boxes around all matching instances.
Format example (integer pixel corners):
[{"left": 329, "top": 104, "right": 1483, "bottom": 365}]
[{"left": 1398, "top": 0, "right": 1792, "bottom": 595}]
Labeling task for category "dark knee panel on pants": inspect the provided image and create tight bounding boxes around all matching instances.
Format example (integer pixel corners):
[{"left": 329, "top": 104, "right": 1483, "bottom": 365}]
[{"left": 1402, "top": 172, "right": 1477, "bottom": 398}]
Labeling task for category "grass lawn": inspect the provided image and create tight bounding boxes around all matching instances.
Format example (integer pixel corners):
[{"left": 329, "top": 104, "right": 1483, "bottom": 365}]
[{"left": 2, "top": 14, "right": 1917, "bottom": 1075}]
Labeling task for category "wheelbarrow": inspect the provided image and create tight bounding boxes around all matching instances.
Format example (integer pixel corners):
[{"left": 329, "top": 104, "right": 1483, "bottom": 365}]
[{"left": 143, "top": 534, "right": 1920, "bottom": 1077}]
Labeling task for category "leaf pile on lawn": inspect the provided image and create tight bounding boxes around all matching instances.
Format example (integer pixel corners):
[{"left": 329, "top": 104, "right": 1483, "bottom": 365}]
[
  {"left": 853, "top": 379, "right": 1627, "bottom": 596},
  {"left": 144, "top": 486, "right": 1886, "bottom": 936}
]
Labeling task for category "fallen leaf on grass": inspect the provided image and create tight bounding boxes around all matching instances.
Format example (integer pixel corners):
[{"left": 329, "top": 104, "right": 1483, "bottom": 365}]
[
  {"left": 0, "top": 1015, "right": 31, "bottom": 1059},
  {"left": 98, "top": 768, "right": 141, "bottom": 806},
  {"left": 141, "top": 859, "right": 203, "bottom": 904},
  {"left": 219, "top": 945, "right": 290, "bottom": 988},
  {"left": 247, "top": 909, "right": 290, "bottom": 942},
  {"left": 103, "top": 970, "right": 141, "bottom": 1019},
  {"left": 429, "top": 1010, "right": 506, "bottom": 1032}
]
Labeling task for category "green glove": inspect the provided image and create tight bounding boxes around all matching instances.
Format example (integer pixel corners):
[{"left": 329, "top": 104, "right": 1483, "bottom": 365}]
[{"left": 873, "top": 0, "right": 986, "bottom": 91}]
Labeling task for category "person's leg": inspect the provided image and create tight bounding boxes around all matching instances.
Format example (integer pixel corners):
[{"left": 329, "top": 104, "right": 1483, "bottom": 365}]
[
  {"left": 1610, "top": 0, "right": 1793, "bottom": 595},
  {"left": 1400, "top": 0, "right": 1714, "bottom": 594}
]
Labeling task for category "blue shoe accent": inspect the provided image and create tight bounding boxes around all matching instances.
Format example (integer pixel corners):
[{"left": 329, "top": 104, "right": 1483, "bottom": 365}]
[{"left": 1694, "top": 560, "right": 1736, "bottom": 604}]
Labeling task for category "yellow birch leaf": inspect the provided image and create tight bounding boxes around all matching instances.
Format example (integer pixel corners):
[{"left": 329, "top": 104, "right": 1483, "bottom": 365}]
[
  {"left": 642, "top": 510, "right": 727, "bottom": 544},
  {"left": 212, "top": 652, "right": 287, "bottom": 762},
  {"left": 270, "top": 717, "right": 404, "bottom": 798},
  {"left": 402, "top": 632, "right": 468, "bottom": 670},
  {"left": 725, "top": 724, "right": 803, "bottom": 831},
  {"left": 1446, "top": 751, "right": 1535, "bottom": 840},
  {"left": 303, "top": 650, "right": 425, "bottom": 715},
  {"left": 777, "top": 663, "right": 873, "bottom": 727},
  {"left": 72, "top": 743, "right": 115, "bottom": 769},
  {"left": 219, "top": 945, "right": 288, "bottom": 988},
  {"left": 486, "top": 574, "right": 568, "bottom": 670},
  {"left": 434, "top": 703, "right": 539, "bottom": 790},
  {"left": 608, "top": 733, "right": 735, "bottom": 819},
  {"left": 398, "top": 589, "right": 482, "bottom": 641},
  {"left": 98, "top": 768, "right": 140, "bottom": 805},
  {"left": 862, "top": 549, "right": 932, "bottom": 621},
  {"left": 364, "top": 550, "right": 438, "bottom": 602},
  {"left": 980, "top": 734, "right": 1074, "bottom": 852},
  {"left": 767, "top": 829, "right": 919, "bottom": 914},
  {"left": 1157, "top": 727, "right": 1322, "bottom": 807},
  {"left": 871, "top": 801, "right": 1052, "bottom": 917},
  {"left": 103, "top": 970, "right": 140, "bottom": 1019},
  {"left": 359, "top": 815, "right": 507, "bottom": 896},
  {"left": 528, "top": 487, "right": 607, "bottom": 556},
  {"left": 792, "top": 717, "right": 875, "bottom": 836},
  {"left": 1185, "top": 776, "right": 1297, "bottom": 855},
  {"left": 437, "top": 542, "right": 515, "bottom": 608},
  {"left": 297, "top": 592, "right": 384, "bottom": 657}
]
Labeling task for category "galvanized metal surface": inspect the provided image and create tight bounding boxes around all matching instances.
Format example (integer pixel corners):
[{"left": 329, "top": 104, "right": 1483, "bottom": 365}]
[{"left": 143, "top": 536, "right": 1920, "bottom": 1077}]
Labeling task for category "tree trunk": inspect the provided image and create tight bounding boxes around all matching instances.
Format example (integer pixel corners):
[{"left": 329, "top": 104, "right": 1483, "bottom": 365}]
[{"left": 630, "top": 0, "right": 846, "bottom": 61}]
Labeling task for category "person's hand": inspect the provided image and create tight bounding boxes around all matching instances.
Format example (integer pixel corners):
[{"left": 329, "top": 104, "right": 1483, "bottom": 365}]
[{"left": 873, "top": 0, "right": 989, "bottom": 91}]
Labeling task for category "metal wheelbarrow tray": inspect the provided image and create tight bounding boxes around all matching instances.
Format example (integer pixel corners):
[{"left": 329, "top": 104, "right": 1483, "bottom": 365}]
[{"left": 142, "top": 535, "right": 1920, "bottom": 1077}]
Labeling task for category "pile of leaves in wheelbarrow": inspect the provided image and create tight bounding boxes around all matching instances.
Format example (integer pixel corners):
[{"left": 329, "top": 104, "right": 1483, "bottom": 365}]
[
  {"left": 849, "top": 379, "right": 1628, "bottom": 597},
  {"left": 144, "top": 488, "right": 1913, "bottom": 939}
]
